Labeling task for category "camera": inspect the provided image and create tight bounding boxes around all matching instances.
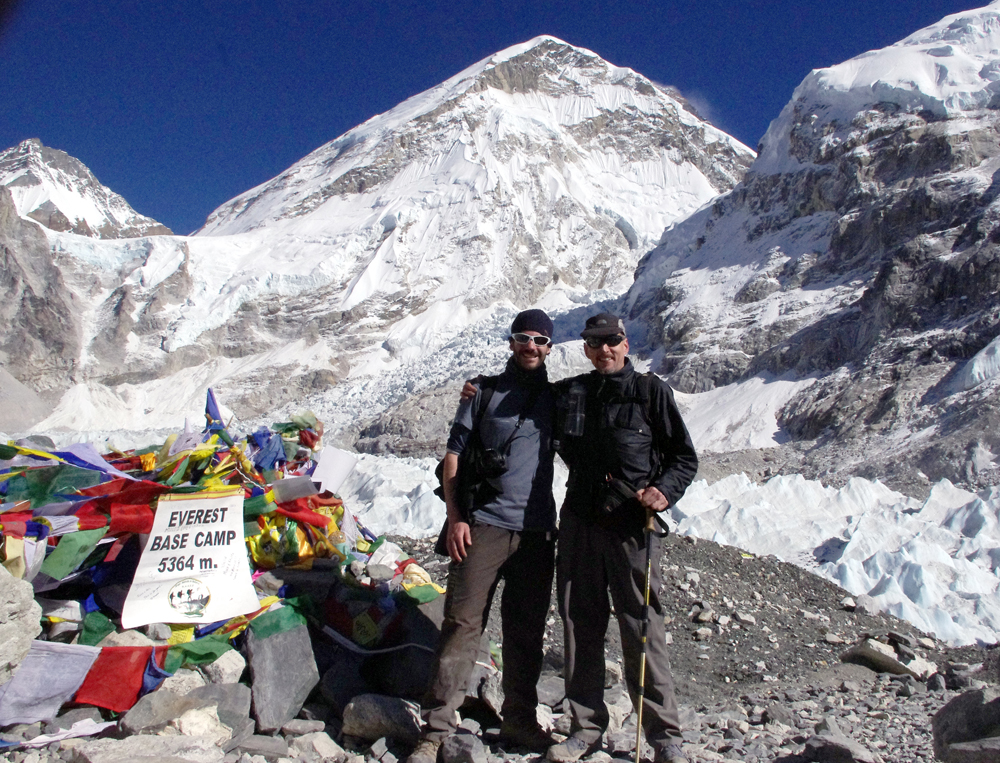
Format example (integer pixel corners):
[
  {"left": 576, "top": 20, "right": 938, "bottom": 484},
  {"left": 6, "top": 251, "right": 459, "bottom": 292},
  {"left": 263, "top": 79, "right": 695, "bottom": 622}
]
[{"left": 477, "top": 449, "right": 508, "bottom": 479}]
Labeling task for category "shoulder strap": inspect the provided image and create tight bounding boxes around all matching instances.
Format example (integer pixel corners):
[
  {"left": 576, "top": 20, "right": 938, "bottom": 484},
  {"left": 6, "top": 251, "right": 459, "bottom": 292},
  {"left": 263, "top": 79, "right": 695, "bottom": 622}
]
[
  {"left": 473, "top": 375, "right": 499, "bottom": 427},
  {"left": 636, "top": 372, "right": 655, "bottom": 421}
]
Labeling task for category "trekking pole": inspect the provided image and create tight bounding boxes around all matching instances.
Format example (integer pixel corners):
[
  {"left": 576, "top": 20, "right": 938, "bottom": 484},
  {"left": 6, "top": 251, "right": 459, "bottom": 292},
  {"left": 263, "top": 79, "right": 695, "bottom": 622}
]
[{"left": 634, "top": 509, "right": 656, "bottom": 763}]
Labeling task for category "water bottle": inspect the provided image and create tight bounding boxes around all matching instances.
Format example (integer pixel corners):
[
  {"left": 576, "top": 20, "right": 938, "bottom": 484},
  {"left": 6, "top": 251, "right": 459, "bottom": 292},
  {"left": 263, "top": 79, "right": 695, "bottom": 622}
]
[{"left": 564, "top": 382, "right": 586, "bottom": 437}]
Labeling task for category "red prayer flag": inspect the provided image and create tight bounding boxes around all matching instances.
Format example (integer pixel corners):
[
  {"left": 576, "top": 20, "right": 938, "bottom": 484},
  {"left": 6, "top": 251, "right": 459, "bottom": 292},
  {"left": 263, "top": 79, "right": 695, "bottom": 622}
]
[{"left": 73, "top": 646, "right": 160, "bottom": 712}]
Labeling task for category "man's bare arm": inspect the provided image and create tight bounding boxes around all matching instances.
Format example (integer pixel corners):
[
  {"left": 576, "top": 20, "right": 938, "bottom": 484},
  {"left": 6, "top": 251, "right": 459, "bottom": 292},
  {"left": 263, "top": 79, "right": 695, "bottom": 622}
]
[{"left": 441, "top": 452, "right": 472, "bottom": 562}]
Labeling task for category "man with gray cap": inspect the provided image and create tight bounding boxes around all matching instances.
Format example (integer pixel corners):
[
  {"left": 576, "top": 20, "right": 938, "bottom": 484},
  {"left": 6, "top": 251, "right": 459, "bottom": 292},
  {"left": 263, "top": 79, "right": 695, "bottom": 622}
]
[
  {"left": 548, "top": 312, "right": 697, "bottom": 763},
  {"left": 407, "top": 309, "right": 558, "bottom": 763}
]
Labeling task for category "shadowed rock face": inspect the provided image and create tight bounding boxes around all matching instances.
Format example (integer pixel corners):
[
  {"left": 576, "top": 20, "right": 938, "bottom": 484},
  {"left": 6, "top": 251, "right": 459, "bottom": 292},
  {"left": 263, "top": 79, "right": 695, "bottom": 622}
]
[
  {"left": 0, "top": 186, "right": 81, "bottom": 399},
  {"left": 626, "top": 98, "right": 1000, "bottom": 496}
]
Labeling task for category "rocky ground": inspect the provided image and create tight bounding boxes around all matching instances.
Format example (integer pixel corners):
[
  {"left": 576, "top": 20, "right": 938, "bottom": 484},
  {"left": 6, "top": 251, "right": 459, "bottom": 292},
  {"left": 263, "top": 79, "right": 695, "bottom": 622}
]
[
  {"left": 392, "top": 532, "right": 999, "bottom": 763},
  {"left": 0, "top": 532, "right": 995, "bottom": 763}
]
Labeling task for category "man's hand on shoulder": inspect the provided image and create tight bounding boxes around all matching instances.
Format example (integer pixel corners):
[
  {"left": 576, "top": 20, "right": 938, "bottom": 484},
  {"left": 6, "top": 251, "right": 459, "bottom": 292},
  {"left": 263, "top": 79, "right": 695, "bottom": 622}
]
[
  {"left": 460, "top": 380, "right": 477, "bottom": 401},
  {"left": 446, "top": 520, "right": 473, "bottom": 562},
  {"left": 636, "top": 485, "right": 669, "bottom": 512}
]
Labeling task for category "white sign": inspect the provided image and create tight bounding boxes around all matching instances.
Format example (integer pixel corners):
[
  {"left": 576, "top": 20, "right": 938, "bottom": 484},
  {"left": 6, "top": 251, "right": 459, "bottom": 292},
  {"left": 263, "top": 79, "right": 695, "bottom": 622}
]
[{"left": 121, "top": 489, "right": 259, "bottom": 629}]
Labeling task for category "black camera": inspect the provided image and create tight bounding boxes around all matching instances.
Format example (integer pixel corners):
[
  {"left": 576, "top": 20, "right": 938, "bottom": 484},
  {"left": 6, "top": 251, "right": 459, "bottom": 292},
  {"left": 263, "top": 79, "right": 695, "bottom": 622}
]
[{"left": 477, "top": 449, "right": 508, "bottom": 479}]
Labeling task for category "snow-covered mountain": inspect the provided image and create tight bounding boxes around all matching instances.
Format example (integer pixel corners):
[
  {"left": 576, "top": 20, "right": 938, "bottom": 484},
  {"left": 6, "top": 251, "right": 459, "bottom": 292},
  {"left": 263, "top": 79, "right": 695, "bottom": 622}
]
[
  {"left": 0, "top": 36, "right": 752, "bottom": 434},
  {"left": 0, "top": 139, "right": 171, "bottom": 239},
  {"left": 624, "top": 1, "right": 1000, "bottom": 498},
  {"left": 3, "top": 17, "right": 1000, "bottom": 647}
]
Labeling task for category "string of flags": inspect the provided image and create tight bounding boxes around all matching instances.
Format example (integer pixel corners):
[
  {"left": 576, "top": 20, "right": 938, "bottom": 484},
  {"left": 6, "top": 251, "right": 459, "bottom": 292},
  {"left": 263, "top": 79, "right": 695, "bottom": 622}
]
[{"left": 0, "top": 389, "right": 444, "bottom": 733}]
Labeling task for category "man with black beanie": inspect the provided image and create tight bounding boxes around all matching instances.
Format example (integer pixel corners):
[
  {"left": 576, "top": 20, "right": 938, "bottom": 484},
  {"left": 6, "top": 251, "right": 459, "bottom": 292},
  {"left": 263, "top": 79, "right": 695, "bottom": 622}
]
[{"left": 407, "top": 309, "right": 558, "bottom": 763}]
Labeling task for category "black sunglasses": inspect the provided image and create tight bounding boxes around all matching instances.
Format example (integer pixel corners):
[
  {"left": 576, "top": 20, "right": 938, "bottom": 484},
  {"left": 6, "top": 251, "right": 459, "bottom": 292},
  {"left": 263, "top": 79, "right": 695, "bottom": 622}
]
[
  {"left": 511, "top": 333, "right": 552, "bottom": 347},
  {"left": 584, "top": 335, "right": 625, "bottom": 349}
]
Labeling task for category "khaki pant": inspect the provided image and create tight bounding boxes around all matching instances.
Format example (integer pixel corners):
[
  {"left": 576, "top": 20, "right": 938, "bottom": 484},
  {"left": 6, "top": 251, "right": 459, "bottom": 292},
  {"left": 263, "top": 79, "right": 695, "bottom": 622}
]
[
  {"left": 421, "top": 523, "right": 555, "bottom": 740},
  {"left": 557, "top": 510, "right": 682, "bottom": 752}
]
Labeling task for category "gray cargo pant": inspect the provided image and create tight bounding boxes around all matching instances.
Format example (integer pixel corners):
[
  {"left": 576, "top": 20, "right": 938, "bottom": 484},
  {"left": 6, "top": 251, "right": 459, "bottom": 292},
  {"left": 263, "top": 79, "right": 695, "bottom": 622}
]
[
  {"left": 421, "top": 523, "right": 555, "bottom": 741},
  {"left": 557, "top": 510, "right": 682, "bottom": 752}
]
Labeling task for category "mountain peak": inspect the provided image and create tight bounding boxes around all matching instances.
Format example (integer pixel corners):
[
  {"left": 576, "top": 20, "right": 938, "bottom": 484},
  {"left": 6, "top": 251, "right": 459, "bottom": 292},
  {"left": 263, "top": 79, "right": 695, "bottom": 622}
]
[{"left": 0, "top": 138, "right": 172, "bottom": 239}]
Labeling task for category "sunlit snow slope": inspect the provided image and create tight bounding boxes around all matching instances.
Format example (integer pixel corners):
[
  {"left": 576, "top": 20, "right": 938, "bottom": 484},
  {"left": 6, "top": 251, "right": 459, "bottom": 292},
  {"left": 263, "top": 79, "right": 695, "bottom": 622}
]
[{"left": 11, "top": 36, "right": 752, "bottom": 434}]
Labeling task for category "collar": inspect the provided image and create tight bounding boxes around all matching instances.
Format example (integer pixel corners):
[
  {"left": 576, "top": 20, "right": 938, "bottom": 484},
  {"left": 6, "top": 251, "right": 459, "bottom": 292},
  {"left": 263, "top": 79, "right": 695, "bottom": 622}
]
[{"left": 504, "top": 355, "right": 549, "bottom": 387}]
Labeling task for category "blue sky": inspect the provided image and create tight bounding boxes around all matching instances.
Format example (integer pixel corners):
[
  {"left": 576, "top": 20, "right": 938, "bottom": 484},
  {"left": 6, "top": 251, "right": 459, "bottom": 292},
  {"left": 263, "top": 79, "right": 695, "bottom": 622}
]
[{"left": 0, "top": 0, "right": 979, "bottom": 235}]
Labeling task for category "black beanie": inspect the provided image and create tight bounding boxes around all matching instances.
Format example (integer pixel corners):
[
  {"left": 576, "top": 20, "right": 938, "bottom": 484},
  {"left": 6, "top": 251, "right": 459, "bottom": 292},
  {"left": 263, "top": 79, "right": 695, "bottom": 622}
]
[{"left": 510, "top": 309, "right": 553, "bottom": 338}]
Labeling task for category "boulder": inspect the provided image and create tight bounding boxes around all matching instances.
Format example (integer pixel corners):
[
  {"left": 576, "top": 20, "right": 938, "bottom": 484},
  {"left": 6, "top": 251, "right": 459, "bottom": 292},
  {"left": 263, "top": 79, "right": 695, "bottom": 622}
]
[
  {"left": 932, "top": 688, "right": 1000, "bottom": 761},
  {"left": 840, "top": 639, "right": 935, "bottom": 679},
  {"left": 158, "top": 705, "right": 232, "bottom": 747},
  {"left": 288, "top": 730, "right": 347, "bottom": 761},
  {"left": 246, "top": 623, "right": 319, "bottom": 733},
  {"left": 803, "top": 732, "right": 882, "bottom": 763},
  {"left": 200, "top": 649, "right": 246, "bottom": 684},
  {"left": 69, "top": 734, "right": 225, "bottom": 763},
  {"left": 0, "top": 565, "right": 42, "bottom": 685},
  {"left": 341, "top": 694, "right": 421, "bottom": 745},
  {"left": 441, "top": 731, "right": 488, "bottom": 763}
]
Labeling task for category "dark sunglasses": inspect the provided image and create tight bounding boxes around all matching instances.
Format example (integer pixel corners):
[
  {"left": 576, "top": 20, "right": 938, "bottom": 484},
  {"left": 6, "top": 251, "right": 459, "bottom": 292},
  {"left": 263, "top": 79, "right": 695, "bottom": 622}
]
[
  {"left": 511, "top": 333, "right": 552, "bottom": 347},
  {"left": 584, "top": 335, "right": 625, "bottom": 349}
]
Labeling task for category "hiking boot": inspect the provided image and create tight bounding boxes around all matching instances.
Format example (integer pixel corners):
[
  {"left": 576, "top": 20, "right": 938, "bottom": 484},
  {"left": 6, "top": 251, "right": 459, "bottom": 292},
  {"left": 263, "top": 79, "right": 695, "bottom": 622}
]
[
  {"left": 405, "top": 738, "right": 442, "bottom": 763},
  {"left": 499, "top": 721, "right": 555, "bottom": 752},
  {"left": 546, "top": 734, "right": 602, "bottom": 762},
  {"left": 653, "top": 742, "right": 688, "bottom": 763}
]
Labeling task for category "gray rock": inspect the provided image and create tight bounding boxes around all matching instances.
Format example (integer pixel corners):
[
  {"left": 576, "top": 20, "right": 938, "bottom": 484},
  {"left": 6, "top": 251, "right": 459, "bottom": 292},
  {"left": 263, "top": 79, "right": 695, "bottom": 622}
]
[
  {"left": 0, "top": 565, "right": 42, "bottom": 685},
  {"left": 366, "top": 564, "right": 395, "bottom": 582},
  {"left": 320, "top": 651, "right": 370, "bottom": 718},
  {"left": 163, "top": 705, "right": 232, "bottom": 747},
  {"left": 188, "top": 684, "right": 254, "bottom": 751},
  {"left": 536, "top": 675, "right": 565, "bottom": 707},
  {"left": 200, "top": 649, "right": 247, "bottom": 685},
  {"left": 69, "top": 734, "right": 225, "bottom": 763},
  {"left": 928, "top": 673, "right": 948, "bottom": 692},
  {"left": 44, "top": 708, "right": 105, "bottom": 734},
  {"left": 280, "top": 719, "right": 326, "bottom": 736},
  {"left": 440, "top": 732, "right": 488, "bottom": 763},
  {"left": 160, "top": 667, "right": 208, "bottom": 694},
  {"left": 119, "top": 682, "right": 252, "bottom": 752},
  {"left": 840, "top": 639, "right": 935, "bottom": 679},
  {"left": 287, "top": 731, "right": 346, "bottom": 761},
  {"left": 141, "top": 623, "right": 173, "bottom": 642},
  {"left": 763, "top": 703, "right": 795, "bottom": 726},
  {"left": 478, "top": 671, "right": 504, "bottom": 717},
  {"left": 96, "top": 630, "right": 155, "bottom": 648},
  {"left": 932, "top": 688, "right": 1000, "bottom": 761},
  {"left": 803, "top": 733, "right": 882, "bottom": 763},
  {"left": 853, "top": 595, "right": 880, "bottom": 617},
  {"left": 246, "top": 623, "right": 320, "bottom": 734},
  {"left": 236, "top": 735, "right": 289, "bottom": 760},
  {"left": 946, "top": 737, "right": 1000, "bottom": 763},
  {"left": 341, "top": 694, "right": 421, "bottom": 745},
  {"left": 119, "top": 689, "right": 211, "bottom": 735}
]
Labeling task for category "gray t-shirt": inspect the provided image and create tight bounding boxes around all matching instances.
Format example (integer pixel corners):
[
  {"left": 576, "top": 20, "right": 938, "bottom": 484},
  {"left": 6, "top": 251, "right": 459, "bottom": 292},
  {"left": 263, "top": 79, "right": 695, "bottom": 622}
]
[{"left": 446, "top": 361, "right": 556, "bottom": 532}]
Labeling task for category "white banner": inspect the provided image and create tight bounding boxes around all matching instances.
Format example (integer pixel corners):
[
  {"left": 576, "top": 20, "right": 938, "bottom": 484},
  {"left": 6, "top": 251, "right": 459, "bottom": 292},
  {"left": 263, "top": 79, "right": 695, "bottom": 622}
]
[{"left": 121, "top": 489, "right": 259, "bottom": 629}]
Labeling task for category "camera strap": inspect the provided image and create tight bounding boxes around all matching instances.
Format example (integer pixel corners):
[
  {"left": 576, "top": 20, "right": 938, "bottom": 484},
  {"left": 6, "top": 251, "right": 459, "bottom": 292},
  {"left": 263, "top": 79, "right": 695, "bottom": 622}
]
[{"left": 496, "top": 385, "right": 545, "bottom": 455}]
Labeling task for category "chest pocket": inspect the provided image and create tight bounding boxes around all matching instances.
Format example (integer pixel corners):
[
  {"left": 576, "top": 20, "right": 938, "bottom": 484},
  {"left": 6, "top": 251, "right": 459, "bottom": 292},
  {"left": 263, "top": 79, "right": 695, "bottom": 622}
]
[{"left": 604, "top": 396, "right": 650, "bottom": 433}]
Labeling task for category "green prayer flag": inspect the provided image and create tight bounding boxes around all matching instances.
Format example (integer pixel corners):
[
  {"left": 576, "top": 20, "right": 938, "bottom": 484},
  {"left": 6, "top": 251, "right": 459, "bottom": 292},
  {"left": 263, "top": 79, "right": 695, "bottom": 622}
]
[
  {"left": 400, "top": 584, "right": 441, "bottom": 604},
  {"left": 164, "top": 634, "right": 233, "bottom": 674},
  {"left": 243, "top": 494, "right": 270, "bottom": 516},
  {"left": 248, "top": 604, "right": 307, "bottom": 640},
  {"left": 79, "top": 611, "right": 116, "bottom": 646},
  {"left": 40, "top": 527, "right": 108, "bottom": 581}
]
